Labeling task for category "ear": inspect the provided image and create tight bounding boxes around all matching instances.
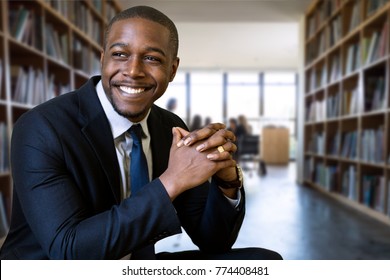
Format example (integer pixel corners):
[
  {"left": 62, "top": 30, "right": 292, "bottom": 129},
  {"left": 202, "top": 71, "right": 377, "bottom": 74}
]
[{"left": 169, "top": 57, "right": 180, "bottom": 82}]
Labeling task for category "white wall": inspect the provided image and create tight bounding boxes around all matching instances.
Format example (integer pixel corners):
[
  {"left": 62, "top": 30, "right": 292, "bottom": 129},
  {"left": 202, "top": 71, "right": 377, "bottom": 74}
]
[{"left": 176, "top": 22, "right": 300, "bottom": 70}]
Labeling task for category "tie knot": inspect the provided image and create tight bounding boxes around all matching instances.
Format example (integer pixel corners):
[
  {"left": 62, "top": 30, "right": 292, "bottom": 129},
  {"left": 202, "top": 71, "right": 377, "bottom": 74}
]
[{"left": 129, "top": 124, "right": 143, "bottom": 144}]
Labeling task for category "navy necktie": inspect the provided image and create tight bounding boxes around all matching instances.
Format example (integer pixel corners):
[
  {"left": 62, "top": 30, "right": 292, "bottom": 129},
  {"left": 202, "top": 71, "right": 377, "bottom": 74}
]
[{"left": 129, "top": 124, "right": 149, "bottom": 196}]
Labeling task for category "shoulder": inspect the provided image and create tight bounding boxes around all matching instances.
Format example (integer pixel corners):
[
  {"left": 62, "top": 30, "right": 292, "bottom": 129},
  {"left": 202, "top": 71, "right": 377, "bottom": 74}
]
[{"left": 150, "top": 104, "right": 188, "bottom": 130}]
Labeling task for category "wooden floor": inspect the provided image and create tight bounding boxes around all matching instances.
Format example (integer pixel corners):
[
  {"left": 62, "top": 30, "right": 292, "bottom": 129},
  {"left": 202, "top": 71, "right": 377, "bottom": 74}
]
[{"left": 155, "top": 163, "right": 390, "bottom": 260}]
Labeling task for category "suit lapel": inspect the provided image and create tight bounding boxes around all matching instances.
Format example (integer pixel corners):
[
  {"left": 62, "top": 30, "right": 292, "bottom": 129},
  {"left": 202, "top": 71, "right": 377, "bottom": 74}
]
[
  {"left": 78, "top": 77, "right": 121, "bottom": 203},
  {"left": 148, "top": 107, "right": 173, "bottom": 179}
]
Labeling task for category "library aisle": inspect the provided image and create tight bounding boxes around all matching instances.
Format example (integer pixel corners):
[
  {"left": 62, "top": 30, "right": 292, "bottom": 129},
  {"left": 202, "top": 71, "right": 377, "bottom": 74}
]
[{"left": 155, "top": 163, "right": 390, "bottom": 260}]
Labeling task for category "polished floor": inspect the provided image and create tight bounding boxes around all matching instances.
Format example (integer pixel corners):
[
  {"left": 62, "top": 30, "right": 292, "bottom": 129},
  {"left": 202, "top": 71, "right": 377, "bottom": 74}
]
[{"left": 155, "top": 163, "right": 390, "bottom": 260}]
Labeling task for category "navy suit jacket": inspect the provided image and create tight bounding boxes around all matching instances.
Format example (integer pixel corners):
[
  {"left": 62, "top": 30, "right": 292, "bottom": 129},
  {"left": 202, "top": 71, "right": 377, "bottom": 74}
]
[{"left": 0, "top": 76, "right": 245, "bottom": 259}]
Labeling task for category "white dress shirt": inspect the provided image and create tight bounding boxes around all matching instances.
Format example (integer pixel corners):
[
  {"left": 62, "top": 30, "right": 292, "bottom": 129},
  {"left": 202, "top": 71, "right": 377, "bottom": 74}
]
[{"left": 96, "top": 81, "right": 152, "bottom": 199}]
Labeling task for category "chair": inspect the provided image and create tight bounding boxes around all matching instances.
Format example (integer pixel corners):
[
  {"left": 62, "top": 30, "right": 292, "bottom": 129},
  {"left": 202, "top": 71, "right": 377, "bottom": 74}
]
[{"left": 237, "top": 135, "right": 266, "bottom": 176}]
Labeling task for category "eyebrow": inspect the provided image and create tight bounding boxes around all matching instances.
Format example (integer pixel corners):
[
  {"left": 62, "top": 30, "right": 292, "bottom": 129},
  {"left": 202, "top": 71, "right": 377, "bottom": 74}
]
[{"left": 109, "top": 42, "right": 167, "bottom": 57}]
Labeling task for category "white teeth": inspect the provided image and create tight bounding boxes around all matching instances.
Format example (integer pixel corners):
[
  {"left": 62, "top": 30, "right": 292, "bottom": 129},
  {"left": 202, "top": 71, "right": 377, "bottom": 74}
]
[{"left": 119, "top": 86, "right": 146, "bottom": 94}]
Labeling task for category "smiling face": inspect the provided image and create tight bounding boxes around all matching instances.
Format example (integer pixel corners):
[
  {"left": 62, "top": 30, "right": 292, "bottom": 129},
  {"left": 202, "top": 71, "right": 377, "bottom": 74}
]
[{"left": 100, "top": 17, "right": 179, "bottom": 122}]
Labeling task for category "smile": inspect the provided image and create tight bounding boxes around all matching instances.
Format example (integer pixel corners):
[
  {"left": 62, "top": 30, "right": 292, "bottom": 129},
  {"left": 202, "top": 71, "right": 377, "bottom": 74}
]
[{"left": 119, "top": 86, "right": 146, "bottom": 95}]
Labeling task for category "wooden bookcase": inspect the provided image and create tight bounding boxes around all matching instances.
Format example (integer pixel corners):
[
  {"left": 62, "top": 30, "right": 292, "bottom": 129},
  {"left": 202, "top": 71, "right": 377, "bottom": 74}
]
[
  {"left": 0, "top": 0, "right": 121, "bottom": 231},
  {"left": 304, "top": 0, "right": 390, "bottom": 225}
]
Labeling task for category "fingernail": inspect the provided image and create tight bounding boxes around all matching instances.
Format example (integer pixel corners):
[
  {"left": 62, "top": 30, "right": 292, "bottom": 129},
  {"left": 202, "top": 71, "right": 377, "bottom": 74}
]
[
  {"left": 184, "top": 137, "right": 192, "bottom": 146},
  {"left": 177, "top": 140, "right": 184, "bottom": 147},
  {"left": 196, "top": 144, "right": 205, "bottom": 151},
  {"left": 207, "top": 154, "right": 217, "bottom": 160}
]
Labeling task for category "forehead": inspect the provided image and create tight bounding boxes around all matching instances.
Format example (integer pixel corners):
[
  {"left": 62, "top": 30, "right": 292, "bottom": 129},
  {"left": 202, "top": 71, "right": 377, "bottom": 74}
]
[{"left": 107, "top": 17, "right": 171, "bottom": 46}]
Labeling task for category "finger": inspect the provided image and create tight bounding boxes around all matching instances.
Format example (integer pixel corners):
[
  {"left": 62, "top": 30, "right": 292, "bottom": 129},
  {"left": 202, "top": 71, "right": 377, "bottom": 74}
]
[
  {"left": 175, "top": 127, "right": 191, "bottom": 147},
  {"left": 171, "top": 127, "right": 183, "bottom": 147},
  {"left": 196, "top": 129, "right": 236, "bottom": 152},
  {"left": 206, "top": 142, "right": 237, "bottom": 161},
  {"left": 179, "top": 123, "right": 226, "bottom": 147}
]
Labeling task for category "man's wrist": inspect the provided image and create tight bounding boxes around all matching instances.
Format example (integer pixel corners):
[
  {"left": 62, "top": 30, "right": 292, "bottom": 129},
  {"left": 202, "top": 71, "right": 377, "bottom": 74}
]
[{"left": 213, "top": 165, "right": 243, "bottom": 189}]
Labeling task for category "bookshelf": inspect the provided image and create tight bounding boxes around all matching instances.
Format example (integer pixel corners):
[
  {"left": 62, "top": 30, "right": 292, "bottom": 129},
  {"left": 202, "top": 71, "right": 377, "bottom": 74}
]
[
  {"left": 304, "top": 0, "right": 390, "bottom": 225},
  {"left": 0, "top": 0, "right": 122, "bottom": 237}
]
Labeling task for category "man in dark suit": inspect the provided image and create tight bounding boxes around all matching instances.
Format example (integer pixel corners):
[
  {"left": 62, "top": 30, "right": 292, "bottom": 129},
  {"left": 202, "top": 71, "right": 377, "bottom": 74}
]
[{"left": 0, "top": 6, "right": 281, "bottom": 260}]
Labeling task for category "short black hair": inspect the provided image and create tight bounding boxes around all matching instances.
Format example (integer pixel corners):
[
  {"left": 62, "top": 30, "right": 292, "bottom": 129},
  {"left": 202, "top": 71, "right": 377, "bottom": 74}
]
[{"left": 104, "top": 6, "right": 179, "bottom": 57}]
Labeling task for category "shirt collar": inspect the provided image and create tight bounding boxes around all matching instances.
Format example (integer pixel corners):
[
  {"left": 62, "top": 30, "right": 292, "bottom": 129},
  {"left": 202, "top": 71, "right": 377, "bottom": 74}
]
[{"left": 96, "top": 80, "right": 150, "bottom": 139}]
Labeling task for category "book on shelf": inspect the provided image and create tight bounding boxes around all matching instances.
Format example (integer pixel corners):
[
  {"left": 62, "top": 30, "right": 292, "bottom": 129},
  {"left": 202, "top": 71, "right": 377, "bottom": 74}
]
[
  {"left": 329, "top": 16, "right": 341, "bottom": 47},
  {"left": 364, "top": 31, "right": 380, "bottom": 65},
  {"left": 326, "top": 92, "right": 340, "bottom": 118},
  {"left": 329, "top": 53, "right": 341, "bottom": 82},
  {"left": 11, "top": 66, "right": 47, "bottom": 106},
  {"left": 72, "top": 39, "right": 90, "bottom": 73},
  {"left": 0, "top": 192, "right": 10, "bottom": 238},
  {"left": 329, "top": 131, "right": 340, "bottom": 156},
  {"left": 367, "top": 0, "right": 388, "bottom": 17},
  {"left": 341, "top": 165, "right": 357, "bottom": 201},
  {"left": 307, "top": 99, "right": 326, "bottom": 122},
  {"left": 364, "top": 76, "right": 385, "bottom": 112},
  {"left": 311, "top": 131, "right": 324, "bottom": 155},
  {"left": 318, "top": 31, "right": 326, "bottom": 55},
  {"left": 361, "top": 126, "right": 384, "bottom": 163},
  {"left": 387, "top": 181, "right": 390, "bottom": 217},
  {"left": 0, "top": 122, "right": 9, "bottom": 173},
  {"left": 362, "top": 174, "right": 386, "bottom": 212},
  {"left": 9, "top": 6, "right": 42, "bottom": 50},
  {"left": 0, "top": 59, "right": 3, "bottom": 94},
  {"left": 325, "top": 165, "right": 338, "bottom": 192},
  {"left": 45, "top": 0, "right": 70, "bottom": 19},
  {"left": 345, "top": 42, "right": 360, "bottom": 74},
  {"left": 348, "top": 1, "right": 359, "bottom": 32},
  {"left": 341, "top": 131, "right": 357, "bottom": 159},
  {"left": 45, "top": 24, "right": 69, "bottom": 64},
  {"left": 304, "top": 157, "right": 314, "bottom": 182},
  {"left": 106, "top": 3, "right": 117, "bottom": 22},
  {"left": 47, "top": 74, "right": 71, "bottom": 99},
  {"left": 343, "top": 88, "right": 358, "bottom": 115}
]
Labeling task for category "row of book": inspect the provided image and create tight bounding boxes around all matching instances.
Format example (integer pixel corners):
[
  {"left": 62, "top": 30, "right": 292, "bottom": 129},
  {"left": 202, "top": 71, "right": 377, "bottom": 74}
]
[
  {"left": 306, "top": 77, "right": 384, "bottom": 120},
  {"left": 11, "top": 65, "right": 70, "bottom": 106},
  {"left": 305, "top": 87, "right": 359, "bottom": 122},
  {"left": 0, "top": 122, "right": 9, "bottom": 174},
  {"left": 46, "top": 0, "right": 117, "bottom": 25},
  {"left": 306, "top": 99, "right": 326, "bottom": 122},
  {"left": 307, "top": 128, "right": 384, "bottom": 163},
  {"left": 45, "top": 24, "right": 69, "bottom": 64},
  {"left": 307, "top": 131, "right": 325, "bottom": 155},
  {"left": 307, "top": 0, "right": 334, "bottom": 39},
  {"left": 70, "top": 2, "right": 103, "bottom": 44},
  {"left": 8, "top": 5, "right": 101, "bottom": 74},
  {"left": 309, "top": 161, "right": 390, "bottom": 216},
  {"left": 8, "top": 5, "right": 43, "bottom": 50},
  {"left": 362, "top": 22, "right": 388, "bottom": 65},
  {"left": 306, "top": 0, "right": 360, "bottom": 64},
  {"left": 307, "top": 64, "right": 327, "bottom": 92}
]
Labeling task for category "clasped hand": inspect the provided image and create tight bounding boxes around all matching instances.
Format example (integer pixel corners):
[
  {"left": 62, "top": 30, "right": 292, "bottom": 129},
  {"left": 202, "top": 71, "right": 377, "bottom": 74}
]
[{"left": 160, "top": 123, "right": 238, "bottom": 200}]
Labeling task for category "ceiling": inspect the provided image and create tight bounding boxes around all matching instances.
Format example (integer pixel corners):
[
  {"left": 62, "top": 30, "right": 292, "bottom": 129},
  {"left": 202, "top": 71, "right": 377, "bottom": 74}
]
[{"left": 116, "top": 0, "right": 312, "bottom": 70}]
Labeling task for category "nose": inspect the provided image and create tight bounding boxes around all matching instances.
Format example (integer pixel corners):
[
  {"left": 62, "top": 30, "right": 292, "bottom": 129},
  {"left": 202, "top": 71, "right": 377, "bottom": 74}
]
[{"left": 123, "top": 56, "right": 145, "bottom": 78}]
